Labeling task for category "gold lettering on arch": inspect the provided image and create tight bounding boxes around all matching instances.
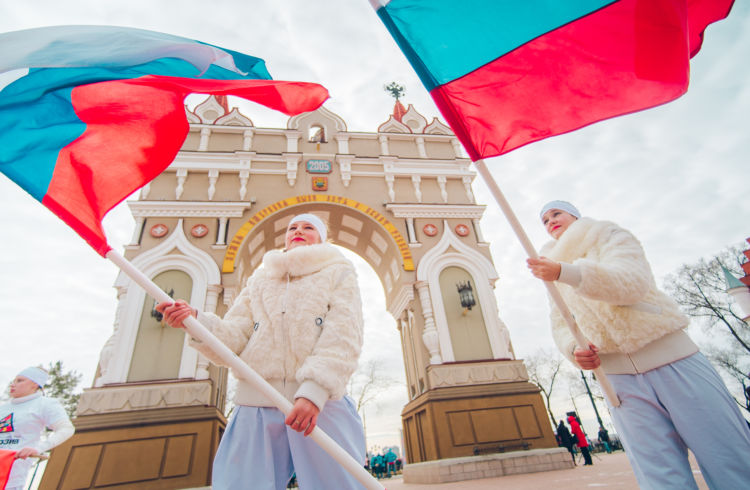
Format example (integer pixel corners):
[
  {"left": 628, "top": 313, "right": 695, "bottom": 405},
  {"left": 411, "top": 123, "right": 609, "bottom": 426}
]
[{"left": 222, "top": 194, "right": 415, "bottom": 273}]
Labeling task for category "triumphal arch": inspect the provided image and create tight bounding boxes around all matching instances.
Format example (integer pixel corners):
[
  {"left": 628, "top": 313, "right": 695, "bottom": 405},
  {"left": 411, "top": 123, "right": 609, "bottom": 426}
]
[{"left": 41, "top": 96, "right": 568, "bottom": 488}]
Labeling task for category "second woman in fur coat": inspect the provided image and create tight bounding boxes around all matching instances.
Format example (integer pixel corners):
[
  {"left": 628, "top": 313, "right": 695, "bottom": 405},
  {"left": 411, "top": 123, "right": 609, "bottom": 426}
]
[{"left": 528, "top": 200, "right": 750, "bottom": 490}]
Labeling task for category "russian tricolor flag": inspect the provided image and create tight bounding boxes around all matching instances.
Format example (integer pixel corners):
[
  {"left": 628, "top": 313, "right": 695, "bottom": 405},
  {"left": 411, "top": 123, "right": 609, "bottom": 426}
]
[
  {"left": 372, "top": 0, "right": 734, "bottom": 161},
  {"left": 0, "top": 26, "right": 328, "bottom": 256}
]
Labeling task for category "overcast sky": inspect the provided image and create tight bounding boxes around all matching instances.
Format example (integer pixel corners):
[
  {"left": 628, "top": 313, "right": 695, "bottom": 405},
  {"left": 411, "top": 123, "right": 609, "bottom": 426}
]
[{"left": 1, "top": 1, "right": 749, "bottom": 448}]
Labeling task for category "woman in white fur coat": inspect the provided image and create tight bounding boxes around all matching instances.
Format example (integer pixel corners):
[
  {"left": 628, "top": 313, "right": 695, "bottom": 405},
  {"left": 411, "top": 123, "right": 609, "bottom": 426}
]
[
  {"left": 527, "top": 200, "right": 750, "bottom": 490},
  {"left": 158, "top": 213, "right": 366, "bottom": 490}
]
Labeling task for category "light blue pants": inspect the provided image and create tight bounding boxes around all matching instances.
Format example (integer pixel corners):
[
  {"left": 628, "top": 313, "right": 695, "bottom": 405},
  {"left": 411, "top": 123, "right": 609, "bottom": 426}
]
[
  {"left": 607, "top": 352, "right": 750, "bottom": 490},
  {"left": 212, "top": 396, "right": 367, "bottom": 490}
]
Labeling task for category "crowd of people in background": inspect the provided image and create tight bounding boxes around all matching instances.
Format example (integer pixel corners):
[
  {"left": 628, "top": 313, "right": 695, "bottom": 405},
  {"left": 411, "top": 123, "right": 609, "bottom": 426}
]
[
  {"left": 555, "top": 411, "right": 622, "bottom": 467},
  {"left": 365, "top": 447, "right": 401, "bottom": 479}
]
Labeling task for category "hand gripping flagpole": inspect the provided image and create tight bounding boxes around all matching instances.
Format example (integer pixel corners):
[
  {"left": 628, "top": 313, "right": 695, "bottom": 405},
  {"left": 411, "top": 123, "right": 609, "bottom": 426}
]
[
  {"left": 473, "top": 159, "right": 620, "bottom": 407},
  {"left": 106, "top": 250, "right": 385, "bottom": 490}
]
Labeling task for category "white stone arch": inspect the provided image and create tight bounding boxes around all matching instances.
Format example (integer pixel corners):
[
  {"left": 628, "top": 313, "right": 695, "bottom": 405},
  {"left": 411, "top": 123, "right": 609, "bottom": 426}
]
[
  {"left": 106, "top": 219, "right": 221, "bottom": 384},
  {"left": 416, "top": 220, "right": 510, "bottom": 363}
]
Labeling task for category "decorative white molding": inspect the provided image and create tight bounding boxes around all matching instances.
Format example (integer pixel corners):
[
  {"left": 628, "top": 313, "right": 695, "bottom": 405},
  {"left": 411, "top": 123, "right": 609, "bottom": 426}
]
[
  {"left": 130, "top": 216, "right": 145, "bottom": 246},
  {"left": 215, "top": 108, "right": 253, "bottom": 127},
  {"left": 207, "top": 169, "right": 219, "bottom": 200},
  {"left": 216, "top": 217, "right": 229, "bottom": 246},
  {"left": 387, "top": 284, "right": 415, "bottom": 319},
  {"left": 416, "top": 136, "right": 427, "bottom": 158},
  {"left": 385, "top": 175, "right": 395, "bottom": 202},
  {"left": 336, "top": 154, "right": 354, "bottom": 187},
  {"left": 284, "top": 153, "right": 301, "bottom": 186},
  {"left": 472, "top": 219, "right": 487, "bottom": 244},
  {"left": 437, "top": 176, "right": 448, "bottom": 203},
  {"left": 185, "top": 106, "right": 201, "bottom": 124},
  {"left": 77, "top": 381, "right": 213, "bottom": 415},
  {"left": 175, "top": 169, "right": 187, "bottom": 199},
  {"left": 463, "top": 176, "right": 475, "bottom": 203},
  {"left": 401, "top": 104, "right": 428, "bottom": 133},
  {"left": 378, "top": 134, "right": 391, "bottom": 155},
  {"left": 285, "top": 130, "right": 301, "bottom": 153},
  {"left": 411, "top": 175, "right": 422, "bottom": 203},
  {"left": 242, "top": 129, "right": 254, "bottom": 151},
  {"left": 451, "top": 138, "right": 463, "bottom": 158},
  {"left": 287, "top": 105, "right": 347, "bottom": 132},
  {"left": 406, "top": 218, "right": 417, "bottom": 244},
  {"left": 223, "top": 286, "right": 238, "bottom": 306},
  {"left": 415, "top": 281, "right": 443, "bottom": 364},
  {"left": 424, "top": 118, "right": 453, "bottom": 135},
  {"left": 335, "top": 133, "right": 350, "bottom": 154},
  {"left": 386, "top": 203, "right": 486, "bottom": 219},
  {"left": 108, "top": 220, "right": 222, "bottom": 384},
  {"left": 416, "top": 222, "right": 511, "bottom": 362},
  {"left": 239, "top": 169, "right": 250, "bottom": 201},
  {"left": 378, "top": 116, "right": 411, "bottom": 134},
  {"left": 128, "top": 201, "right": 250, "bottom": 218},
  {"left": 198, "top": 127, "right": 211, "bottom": 151},
  {"left": 194, "top": 95, "right": 227, "bottom": 124},
  {"left": 427, "top": 360, "right": 528, "bottom": 389}
]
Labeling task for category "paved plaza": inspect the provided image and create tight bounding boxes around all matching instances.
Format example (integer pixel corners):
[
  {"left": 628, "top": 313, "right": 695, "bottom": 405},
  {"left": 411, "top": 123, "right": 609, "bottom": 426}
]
[{"left": 383, "top": 451, "right": 708, "bottom": 489}]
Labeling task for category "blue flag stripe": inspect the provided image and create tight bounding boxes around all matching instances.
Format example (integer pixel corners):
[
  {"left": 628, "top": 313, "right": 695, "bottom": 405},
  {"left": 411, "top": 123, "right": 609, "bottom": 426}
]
[{"left": 377, "top": 0, "right": 616, "bottom": 91}]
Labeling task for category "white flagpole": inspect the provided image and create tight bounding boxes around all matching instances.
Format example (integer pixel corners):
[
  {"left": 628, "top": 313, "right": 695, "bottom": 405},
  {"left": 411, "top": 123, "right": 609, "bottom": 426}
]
[
  {"left": 106, "top": 249, "right": 385, "bottom": 490},
  {"left": 473, "top": 159, "right": 621, "bottom": 407}
]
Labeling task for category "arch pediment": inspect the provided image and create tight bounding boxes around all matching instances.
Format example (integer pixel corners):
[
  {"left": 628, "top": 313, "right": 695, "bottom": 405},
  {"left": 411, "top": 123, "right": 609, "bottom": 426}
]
[
  {"left": 378, "top": 115, "right": 411, "bottom": 133},
  {"left": 215, "top": 107, "right": 253, "bottom": 126},
  {"left": 287, "top": 105, "right": 347, "bottom": 133}
]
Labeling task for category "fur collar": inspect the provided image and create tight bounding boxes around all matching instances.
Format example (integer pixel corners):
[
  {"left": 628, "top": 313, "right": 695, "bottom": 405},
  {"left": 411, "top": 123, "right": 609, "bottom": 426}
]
[
  {"left": 263, "top": 243, "right": 348, "bottom": 278},
  {"left": 543, "top": 217, "right": 617, "bottom": 262}
]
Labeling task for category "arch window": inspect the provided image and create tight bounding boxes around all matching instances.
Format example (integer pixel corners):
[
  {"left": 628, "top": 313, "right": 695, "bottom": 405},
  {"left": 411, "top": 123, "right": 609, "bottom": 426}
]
[
  {"left": 308, "top": 124, "right": 326, "bottom": 143},
  {"left": 438, "top": 266, "right": 492, "bottom": 362},
  {"left": 127, "top": 270, "right": 192, "bottom": 382}
]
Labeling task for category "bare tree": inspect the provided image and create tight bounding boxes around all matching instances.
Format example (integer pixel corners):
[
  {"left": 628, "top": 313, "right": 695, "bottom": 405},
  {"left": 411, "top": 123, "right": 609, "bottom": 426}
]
[
  {"left": 347, "top": 358, "right": 398, "bottom": 415},
  {"left": 524, "top": 348, "right": 565, "bottom": 426},
  {"left": 664, "top": 242, "right": 750, "bottom": 413}
]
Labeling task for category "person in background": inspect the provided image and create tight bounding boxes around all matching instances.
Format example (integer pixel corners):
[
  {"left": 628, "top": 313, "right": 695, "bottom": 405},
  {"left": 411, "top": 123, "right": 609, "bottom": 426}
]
[
  {"left": 0, "top": 367, "right": 74, "bottom": 490},
  {"left": 158, "top": 214, "right": 366, "bottom": 490},
  {"left": 384, "top": 447, "right": 397, "bottom": 477},
  {"left": 556, "top": 419, "right": 576, "bottom": 465},
  {"left": 598, "top": 426, "right": 612, "bottom": 454},
  {"left": 528, "top": 200, "right": 750, "bottom": 489},
  {"left": 567, "top": 414, "right": 592, "bottom": 466},
  {"left": 370, "top": 452, "right": 384, "bottom": 479}
]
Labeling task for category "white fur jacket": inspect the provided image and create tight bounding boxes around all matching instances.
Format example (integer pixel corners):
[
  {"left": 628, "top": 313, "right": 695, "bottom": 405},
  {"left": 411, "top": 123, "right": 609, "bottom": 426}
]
[
  {"left": 193, "top": 243, "right": 363, "bottom": 411},
  {"left": 540, "top": 217, "right": 688, "bottom": 358}
]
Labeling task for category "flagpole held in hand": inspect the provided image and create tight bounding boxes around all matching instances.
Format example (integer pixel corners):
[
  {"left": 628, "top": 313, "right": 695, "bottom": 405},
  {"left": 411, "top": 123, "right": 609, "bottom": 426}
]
[
  {"left": 474, "top": 159, "right": 620, "bottom": 407},
  {"left": 106, "top": 249, "right": 385, "bottom": 490}
]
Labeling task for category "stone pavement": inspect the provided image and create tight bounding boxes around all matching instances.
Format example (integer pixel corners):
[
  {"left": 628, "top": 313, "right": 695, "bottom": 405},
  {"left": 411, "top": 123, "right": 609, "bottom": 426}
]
[{"left": 380, "top": 451, "right": 708, "bottom": 489}]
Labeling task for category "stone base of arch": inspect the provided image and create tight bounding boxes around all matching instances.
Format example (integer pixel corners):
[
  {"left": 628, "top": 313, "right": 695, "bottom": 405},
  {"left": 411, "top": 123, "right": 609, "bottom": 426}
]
[
  {"left": 39, "top": 381, "right": 226, "bottom": 490},
  {"left": 401, "top": 377, "right": 558, "bottom": 466}
]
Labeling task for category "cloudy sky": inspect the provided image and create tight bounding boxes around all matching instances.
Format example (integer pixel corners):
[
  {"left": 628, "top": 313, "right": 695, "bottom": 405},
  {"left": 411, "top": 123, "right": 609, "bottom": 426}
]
[{"left": 1, "top": 1, "right": 749, "bottom": 449}]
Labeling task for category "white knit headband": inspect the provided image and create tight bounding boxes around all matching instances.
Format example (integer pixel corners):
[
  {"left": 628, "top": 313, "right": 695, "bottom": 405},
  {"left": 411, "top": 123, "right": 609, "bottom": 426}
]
[
  {"left": 288, "top": 214, "right": 327, "bottom": 242},
  {"left": 17, "top": 366, "right": 48, "bottom": 388},
  {"left": 540, "top": 200, "right": 581, "bottom": 221}
]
